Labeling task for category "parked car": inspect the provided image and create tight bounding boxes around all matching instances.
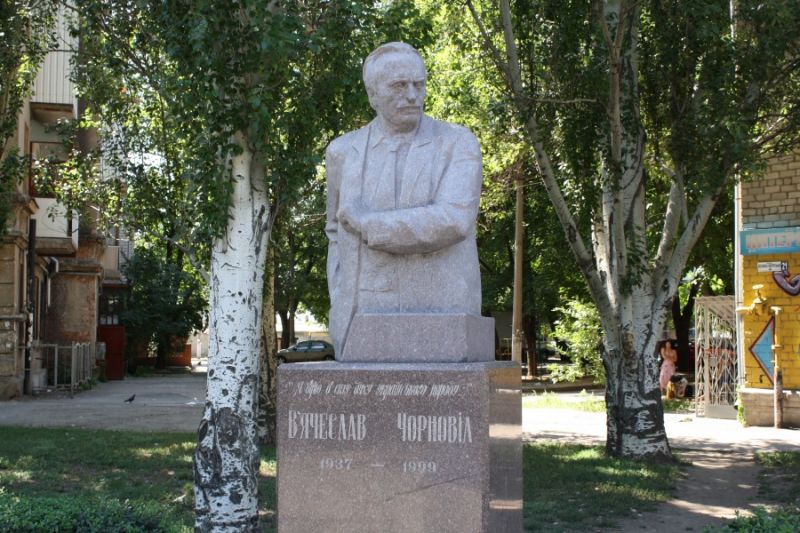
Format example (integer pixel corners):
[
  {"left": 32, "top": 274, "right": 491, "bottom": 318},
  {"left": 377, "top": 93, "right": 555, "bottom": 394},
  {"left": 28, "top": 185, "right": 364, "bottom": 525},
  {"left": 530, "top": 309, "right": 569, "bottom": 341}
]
[{"left": 277, "top": 340, "right": 335, "bottom": 363}]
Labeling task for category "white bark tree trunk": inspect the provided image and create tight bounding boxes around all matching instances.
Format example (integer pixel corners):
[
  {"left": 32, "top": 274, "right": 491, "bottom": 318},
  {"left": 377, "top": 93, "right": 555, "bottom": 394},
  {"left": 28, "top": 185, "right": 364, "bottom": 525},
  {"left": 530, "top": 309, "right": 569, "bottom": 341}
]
[
  {"left": 194, "top": 132, "right": 269, "bottom": 532},
  {"left": 466, "top": 0, "right": 730, "bottom": 460},
  {"left": 602, "top": 292, "right": 672, "bottom": 460}
]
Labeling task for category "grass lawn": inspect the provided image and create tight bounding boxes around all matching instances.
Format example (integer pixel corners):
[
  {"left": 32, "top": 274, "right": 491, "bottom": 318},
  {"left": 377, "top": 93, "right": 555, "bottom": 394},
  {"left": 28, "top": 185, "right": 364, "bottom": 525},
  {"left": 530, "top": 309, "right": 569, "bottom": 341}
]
[
  {"left": 0, "top": 427, "right": 680, "bottom": 532},
  {"left": 524, "top": 442, "right": 681, "bottom": 531},
  {"left": 756, "top": 450, "right": 800, "bottom": 506},
  {"left": 0, "top": 427, "right": 275, "bottom": 532},
  {"left": 524, "top": 390, "right": 695, "bottom": 414}
]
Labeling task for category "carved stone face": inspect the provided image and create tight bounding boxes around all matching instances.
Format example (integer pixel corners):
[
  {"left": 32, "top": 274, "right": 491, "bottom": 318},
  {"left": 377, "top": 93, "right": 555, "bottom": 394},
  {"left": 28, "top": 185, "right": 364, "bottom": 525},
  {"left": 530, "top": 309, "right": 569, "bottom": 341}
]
[{"left": 367, "top": 52, "right": 427, "bottom": 134}]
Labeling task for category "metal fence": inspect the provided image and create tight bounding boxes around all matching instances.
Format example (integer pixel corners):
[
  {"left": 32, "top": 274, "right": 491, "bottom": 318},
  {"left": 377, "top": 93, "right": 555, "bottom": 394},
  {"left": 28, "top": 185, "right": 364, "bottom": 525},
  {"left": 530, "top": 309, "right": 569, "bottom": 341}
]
[
  {"left": 30, "top": 342, "right": 97, "bottom": 397},
  {"left": 694, "top": 296, "right": 737, "bottom": 418}
]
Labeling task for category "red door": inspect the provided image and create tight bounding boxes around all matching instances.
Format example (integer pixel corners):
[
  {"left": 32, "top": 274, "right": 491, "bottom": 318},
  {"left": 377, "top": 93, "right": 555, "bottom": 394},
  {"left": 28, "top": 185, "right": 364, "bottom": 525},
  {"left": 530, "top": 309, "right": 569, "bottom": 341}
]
[{"left": 97, "top": 325, "right": 126, "bottom": 380}]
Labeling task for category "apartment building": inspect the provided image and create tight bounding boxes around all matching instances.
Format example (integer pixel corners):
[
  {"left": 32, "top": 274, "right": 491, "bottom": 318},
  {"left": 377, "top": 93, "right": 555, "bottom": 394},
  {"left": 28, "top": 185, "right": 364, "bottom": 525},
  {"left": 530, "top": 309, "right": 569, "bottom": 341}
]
[{"left": 0, "top": 7, "right": 125, "bottom": 399}]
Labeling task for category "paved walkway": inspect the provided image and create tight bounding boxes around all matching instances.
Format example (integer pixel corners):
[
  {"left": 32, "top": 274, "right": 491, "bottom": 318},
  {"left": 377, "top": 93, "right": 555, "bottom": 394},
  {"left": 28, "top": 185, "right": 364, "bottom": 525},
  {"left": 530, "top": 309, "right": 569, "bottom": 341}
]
[
  {"left": 524, "top": 407, "right": 800, "bottom": 452},
  {"left": 0, "top": 373, "right": 206, "bottom": 432}
]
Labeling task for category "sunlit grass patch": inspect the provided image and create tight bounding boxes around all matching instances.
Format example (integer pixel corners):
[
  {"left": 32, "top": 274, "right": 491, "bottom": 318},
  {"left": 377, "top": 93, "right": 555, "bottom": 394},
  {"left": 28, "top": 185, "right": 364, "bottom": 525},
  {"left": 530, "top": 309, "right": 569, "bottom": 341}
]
[
  {"left": 524, "top": 390, "right": 696, "bottom": 414},
  {"left": 523, "top": 390, "right": 606, "bottom": 412},
  {"left": 523, "top": 442, "right": 681, "bottom": 531},
  {"left": 0, "top": 427, "right": 279, "bottom": 531}
]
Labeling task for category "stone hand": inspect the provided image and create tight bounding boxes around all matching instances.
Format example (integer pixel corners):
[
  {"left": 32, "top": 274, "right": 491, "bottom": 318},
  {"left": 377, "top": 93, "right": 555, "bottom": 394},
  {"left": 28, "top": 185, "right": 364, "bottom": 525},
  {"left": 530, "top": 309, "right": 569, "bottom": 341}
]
[{"left": 337, "top": 203, "right": 365, "bottom": 236}]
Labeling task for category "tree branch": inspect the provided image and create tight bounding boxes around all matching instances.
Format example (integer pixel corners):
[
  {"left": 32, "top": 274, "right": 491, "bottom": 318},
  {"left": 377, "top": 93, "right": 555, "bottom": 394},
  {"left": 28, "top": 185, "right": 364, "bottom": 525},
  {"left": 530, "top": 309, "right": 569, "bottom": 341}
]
[
  {"left": 464, "top": 0, "right": 512, "bottom": 89},
  {"left": 653, "top": 164, "right": 686, "bottom": 273},
  {"left": 653, "top": 182, "right": 725, "bottom": 316}
]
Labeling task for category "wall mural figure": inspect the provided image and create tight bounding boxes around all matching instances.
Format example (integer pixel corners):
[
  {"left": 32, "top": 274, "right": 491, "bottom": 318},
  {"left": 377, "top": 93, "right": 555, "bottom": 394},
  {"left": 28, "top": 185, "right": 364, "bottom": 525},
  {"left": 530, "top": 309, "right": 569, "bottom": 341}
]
[{"left": 772, "top": 265, "right": 800, "bottom": 296}]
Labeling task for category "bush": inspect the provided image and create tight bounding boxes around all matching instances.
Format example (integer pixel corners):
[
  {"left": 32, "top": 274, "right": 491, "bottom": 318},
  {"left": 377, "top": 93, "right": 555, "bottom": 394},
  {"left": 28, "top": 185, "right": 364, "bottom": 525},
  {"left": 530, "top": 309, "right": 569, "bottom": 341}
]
[
  {"left": 548, "top": 299, "right": 605, "bottom": 383},
  {"left": 0, "top": 491, "right": 186, "bottom": 533},
  {"left": 711, "top": 506, "right": 800, "bottom": 532}
]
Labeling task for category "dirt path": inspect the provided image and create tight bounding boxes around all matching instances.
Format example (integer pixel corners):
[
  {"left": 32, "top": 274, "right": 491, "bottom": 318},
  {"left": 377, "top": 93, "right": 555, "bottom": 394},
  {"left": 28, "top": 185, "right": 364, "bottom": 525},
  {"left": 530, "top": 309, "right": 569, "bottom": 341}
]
[
  {"left": 613, "top": 450, "right": 768, "bottom": 532},
  {"left": 524, "top": 406, "right": 799, "bottom": 531}
]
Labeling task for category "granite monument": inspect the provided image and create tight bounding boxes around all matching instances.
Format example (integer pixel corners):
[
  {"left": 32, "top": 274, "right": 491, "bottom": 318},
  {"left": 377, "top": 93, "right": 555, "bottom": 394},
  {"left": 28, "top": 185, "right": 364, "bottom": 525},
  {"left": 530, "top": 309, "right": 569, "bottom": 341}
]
[{"left": 277, "top": 43, "right": 521, "bottom": 533}]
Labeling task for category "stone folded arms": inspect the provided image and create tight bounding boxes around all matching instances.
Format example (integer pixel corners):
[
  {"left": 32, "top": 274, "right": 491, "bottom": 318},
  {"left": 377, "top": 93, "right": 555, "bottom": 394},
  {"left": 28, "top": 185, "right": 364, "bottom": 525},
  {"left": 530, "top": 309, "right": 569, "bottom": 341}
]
[{"left": 335, "top": 199, "right": 476, "bottom": 255}]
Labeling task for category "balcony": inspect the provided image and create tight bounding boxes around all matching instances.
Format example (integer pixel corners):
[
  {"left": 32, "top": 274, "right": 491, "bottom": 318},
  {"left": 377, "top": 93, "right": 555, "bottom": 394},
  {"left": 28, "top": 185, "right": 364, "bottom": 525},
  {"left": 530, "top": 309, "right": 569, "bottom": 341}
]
[
  {"left": 32, "top": 198, "right": 78, "bottom": 255},
  {"left": 30, "top": 4, "right": 76, "bottom": 123},
  {"left": 101, "top": 241, "right": 133, "bottom": 284}
]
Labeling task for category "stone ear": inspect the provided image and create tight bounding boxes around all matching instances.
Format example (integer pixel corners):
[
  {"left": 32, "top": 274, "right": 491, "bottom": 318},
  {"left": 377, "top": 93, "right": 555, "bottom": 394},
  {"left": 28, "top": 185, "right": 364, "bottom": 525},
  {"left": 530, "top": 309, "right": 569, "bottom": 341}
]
[{"left": 366, "top": 87, "right": 377, "bottom": 111}]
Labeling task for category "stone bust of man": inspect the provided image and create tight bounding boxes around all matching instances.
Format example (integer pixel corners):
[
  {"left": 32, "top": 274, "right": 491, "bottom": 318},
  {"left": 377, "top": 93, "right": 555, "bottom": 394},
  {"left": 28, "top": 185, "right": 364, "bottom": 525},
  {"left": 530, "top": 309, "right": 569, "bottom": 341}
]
[{"left": 325, "top": 42, "right": 484, "bottom": 358}]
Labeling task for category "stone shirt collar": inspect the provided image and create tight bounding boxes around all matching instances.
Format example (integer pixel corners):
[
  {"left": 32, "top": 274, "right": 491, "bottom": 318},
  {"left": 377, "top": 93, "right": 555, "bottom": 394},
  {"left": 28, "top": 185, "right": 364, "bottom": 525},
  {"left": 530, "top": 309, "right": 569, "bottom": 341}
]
[{"left": 368, "top": 118, "right": 421, "bottom": 150}]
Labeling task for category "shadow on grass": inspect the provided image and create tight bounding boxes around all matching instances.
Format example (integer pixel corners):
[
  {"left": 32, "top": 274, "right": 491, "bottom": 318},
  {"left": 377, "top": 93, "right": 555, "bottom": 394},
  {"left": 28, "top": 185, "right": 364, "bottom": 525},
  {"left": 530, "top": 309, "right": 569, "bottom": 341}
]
[
  {"left": 524, "top": 442, "right": 681, "bottom": 532},
  {"left": 1, "top": 428, "right": 679, "bottom": 532},
  {"left": 0, "top": 427, "right": 278, "bottom": 532}
]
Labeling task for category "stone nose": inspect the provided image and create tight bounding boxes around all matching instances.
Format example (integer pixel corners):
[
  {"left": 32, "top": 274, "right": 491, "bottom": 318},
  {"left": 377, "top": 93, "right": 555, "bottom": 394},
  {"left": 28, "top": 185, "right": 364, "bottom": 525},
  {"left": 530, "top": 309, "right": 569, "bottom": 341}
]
[{"left": 404, "top": 84, "right": 421, "bottom": 103}]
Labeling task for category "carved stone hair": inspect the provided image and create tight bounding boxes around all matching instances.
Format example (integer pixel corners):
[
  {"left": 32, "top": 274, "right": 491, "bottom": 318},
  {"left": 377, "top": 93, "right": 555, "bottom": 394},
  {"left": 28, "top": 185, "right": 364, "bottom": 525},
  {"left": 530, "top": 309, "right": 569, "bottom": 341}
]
[{"left": 362, "top": 42, "right": 426, "bottom": 92}]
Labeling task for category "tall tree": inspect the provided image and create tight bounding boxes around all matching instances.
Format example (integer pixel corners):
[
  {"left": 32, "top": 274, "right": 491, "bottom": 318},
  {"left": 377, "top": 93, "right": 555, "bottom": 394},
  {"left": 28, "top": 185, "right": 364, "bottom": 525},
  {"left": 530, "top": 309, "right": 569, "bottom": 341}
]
[
  {"left": 422, "top": 10, "right": 586, "bottom": 364},
  {"left": 272, "top": 184, "right": 329, "bottom": 348},
  {"left": 463, "top": 0, "right": 800, "bottom": 459},
  {"left": 72, "top": 1, "right": 432, "bottom": 528}
]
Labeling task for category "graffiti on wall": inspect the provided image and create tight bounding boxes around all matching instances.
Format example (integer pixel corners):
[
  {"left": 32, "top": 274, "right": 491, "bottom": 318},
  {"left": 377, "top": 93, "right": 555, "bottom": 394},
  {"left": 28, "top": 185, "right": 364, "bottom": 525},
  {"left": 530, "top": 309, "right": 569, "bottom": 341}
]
[
  {"left": 772, "top": 266, "right": 800, "bottom": 296},
  {"left": 748, "top": 317, "right": 775, "bottom": 384}
]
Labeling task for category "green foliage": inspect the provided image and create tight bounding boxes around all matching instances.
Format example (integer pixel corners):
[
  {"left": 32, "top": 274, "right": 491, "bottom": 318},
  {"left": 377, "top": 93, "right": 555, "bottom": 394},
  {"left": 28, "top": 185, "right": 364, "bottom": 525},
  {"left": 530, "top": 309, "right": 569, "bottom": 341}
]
[
  {"left": 709, "top": 506, "right": 800, "bottom": 532},
  {"left": 0, "top": 0, "right": 56, "bottom": 232},
  {"left": 524, "top": 442, "right": 681, "bottom": 531},
  {"left": 0, "top": 491, "right": 183, "bottom": 533},
  {"left": 0, "top": 1, "right": 55, "bottom": 141},
  {"left": 0, "top": 150, "right": 25, "bottom": 233},
  {"left": 737, "top": 391, "right": 748, "bottom": 427},
  {"left": 121, "top": 246, "right": 206, "bottom": 359},
  {"left": 272, "top": 176, "right": 330, "bottom": 327},
  {"left": 661, "top": 397, "right": 694, "bottom": 414},
  {"left": 549, "top": 299, "right": 605, "bottom": 383},
  {"left": 146, "top": 0, "right": 433, "bottom": 228},
  {"left": 422, "top": 3, "right": 588, "bottom": 332},
  {"left": 0, "top": 427, "right": 278, "bottom": 531}
]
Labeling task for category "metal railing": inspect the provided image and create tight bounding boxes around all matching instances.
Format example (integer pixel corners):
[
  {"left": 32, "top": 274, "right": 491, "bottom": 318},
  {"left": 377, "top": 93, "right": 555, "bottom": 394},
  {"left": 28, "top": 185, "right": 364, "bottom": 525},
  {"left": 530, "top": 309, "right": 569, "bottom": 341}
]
[
  {"left": 30, "top": 342, "right": 97, "bottom": 397},
  {"left": 694, "top": 296, "right": 737, "bottom": 418}
]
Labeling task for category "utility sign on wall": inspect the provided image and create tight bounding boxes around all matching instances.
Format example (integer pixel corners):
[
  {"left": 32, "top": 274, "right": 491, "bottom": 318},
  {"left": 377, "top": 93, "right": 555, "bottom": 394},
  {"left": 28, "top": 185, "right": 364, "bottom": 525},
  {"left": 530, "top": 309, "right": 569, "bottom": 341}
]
[
  {"left": 757, "top": 261, "right": 788, "bottom": 273},
  {"left": 741, "top": 227, "right": 800, "bottom": 255}
]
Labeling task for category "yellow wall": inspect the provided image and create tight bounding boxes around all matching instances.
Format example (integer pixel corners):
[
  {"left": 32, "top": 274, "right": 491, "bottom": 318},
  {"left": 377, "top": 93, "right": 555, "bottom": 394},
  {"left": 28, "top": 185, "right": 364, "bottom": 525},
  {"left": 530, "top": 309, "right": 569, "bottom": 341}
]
[{"left": 741, "top": 253, "right": 800, "bottom": 389}]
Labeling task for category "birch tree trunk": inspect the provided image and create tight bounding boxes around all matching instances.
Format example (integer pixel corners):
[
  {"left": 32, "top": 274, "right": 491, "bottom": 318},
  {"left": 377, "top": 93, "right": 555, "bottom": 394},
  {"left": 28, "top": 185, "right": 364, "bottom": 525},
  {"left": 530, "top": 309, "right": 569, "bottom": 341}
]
[
  {"left": 602, "top": 292, "right": 671, "bottom": 459},
  {"left": 465, "top": 0, "right": 720, "bottom": 460},
  {"left": 194, "top": 133, "right": 269, "bottom": 532}
]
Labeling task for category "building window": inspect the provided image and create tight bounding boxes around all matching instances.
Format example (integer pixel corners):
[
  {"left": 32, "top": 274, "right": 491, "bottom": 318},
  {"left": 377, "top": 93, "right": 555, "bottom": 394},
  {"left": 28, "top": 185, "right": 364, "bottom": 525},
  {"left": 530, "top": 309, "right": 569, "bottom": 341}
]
[{"left": 99, "top": 293, "right": 123, "bottom": 325}]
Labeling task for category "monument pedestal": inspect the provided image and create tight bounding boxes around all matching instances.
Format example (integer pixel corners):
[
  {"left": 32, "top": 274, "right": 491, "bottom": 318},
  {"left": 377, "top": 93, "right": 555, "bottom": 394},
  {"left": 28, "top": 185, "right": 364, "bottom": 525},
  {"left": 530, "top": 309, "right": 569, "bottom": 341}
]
[{"left": 277, "top": 361, "right": 522, "bottom": 533}]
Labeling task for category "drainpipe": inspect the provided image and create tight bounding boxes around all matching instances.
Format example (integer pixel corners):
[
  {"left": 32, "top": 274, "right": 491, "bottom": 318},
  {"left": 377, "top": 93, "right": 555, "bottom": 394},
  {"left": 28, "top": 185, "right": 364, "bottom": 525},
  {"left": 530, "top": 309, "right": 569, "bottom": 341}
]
[
  {"left": 770, "top": 306, "right": 783, "bottom": 429},
  {"left": 24, "top": 219, "right": 36, "bottom": 394}
]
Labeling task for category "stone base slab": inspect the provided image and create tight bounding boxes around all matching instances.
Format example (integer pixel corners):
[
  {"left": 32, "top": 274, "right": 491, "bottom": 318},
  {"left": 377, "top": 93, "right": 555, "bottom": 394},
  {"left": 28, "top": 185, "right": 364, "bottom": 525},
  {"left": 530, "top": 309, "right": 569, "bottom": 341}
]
[
  {"left": 739, "top": 387, "right": 800, "bottom": 426},
  {"left": 277, "top": 361, "right": 522, "bottom": 533},
  {"left": 341, "top": 313, "right": 495, "bottom": 363}
]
